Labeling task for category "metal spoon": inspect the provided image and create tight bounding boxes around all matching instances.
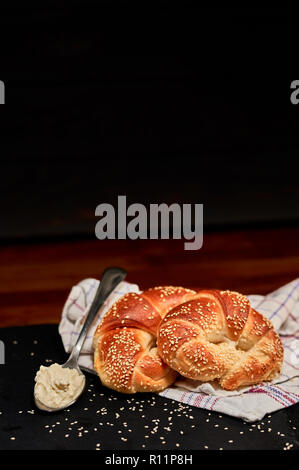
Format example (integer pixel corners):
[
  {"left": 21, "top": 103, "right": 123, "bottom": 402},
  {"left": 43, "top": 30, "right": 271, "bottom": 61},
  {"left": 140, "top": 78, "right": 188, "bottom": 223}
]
[{"left": 34, "top": 267, "right": 127, "bottom": 412}]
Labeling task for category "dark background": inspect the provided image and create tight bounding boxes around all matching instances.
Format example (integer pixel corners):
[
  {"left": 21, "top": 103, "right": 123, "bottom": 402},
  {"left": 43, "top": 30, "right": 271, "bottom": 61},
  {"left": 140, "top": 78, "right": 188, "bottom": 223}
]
[{"left": 0, "top": 5, "right": 298, "bottom": 240}]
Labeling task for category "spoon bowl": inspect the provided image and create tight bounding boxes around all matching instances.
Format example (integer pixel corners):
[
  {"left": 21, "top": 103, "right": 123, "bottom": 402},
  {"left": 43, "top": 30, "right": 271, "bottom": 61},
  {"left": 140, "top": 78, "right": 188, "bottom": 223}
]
[{"left": 34, "top": 362, "right": 86, "bottom": 412}]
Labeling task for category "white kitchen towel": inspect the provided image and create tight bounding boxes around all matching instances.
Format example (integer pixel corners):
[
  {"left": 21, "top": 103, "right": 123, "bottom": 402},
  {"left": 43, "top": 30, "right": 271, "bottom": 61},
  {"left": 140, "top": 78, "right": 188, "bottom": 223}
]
[{"left": 58, "top": 278, "right": 299, "bottom": 422}]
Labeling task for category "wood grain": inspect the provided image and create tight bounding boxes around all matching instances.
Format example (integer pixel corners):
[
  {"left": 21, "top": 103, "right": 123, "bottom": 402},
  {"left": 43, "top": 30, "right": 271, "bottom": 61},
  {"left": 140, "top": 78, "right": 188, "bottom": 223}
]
[{"left": 1, "top": 227, "right": 298, "bottom": 327}]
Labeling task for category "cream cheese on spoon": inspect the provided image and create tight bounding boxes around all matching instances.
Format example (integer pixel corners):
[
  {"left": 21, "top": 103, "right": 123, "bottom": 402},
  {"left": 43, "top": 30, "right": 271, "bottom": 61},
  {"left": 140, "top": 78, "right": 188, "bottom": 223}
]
[{"left": 34, "top": 363, "right": 85, "bottom": 409}]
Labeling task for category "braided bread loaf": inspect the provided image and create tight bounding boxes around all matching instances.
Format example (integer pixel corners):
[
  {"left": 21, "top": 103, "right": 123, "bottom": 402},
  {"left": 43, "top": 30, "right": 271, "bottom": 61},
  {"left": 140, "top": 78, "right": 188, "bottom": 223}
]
[
  {"left": 93, "top": 286, "right": 197, "bottom": 393},
  {"left": 157, "top": 289, "right": 284, "bottom": 390}
]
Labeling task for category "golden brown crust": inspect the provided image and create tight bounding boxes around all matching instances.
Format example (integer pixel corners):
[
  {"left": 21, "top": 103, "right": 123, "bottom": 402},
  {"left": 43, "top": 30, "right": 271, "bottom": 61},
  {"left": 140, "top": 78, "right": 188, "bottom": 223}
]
[
  {"left": 142, "top": 286, "right": 197, "bottom": 318},
  {"left": 97, "top": 292, "right": 160, "bottom": 336},
  {"left": 94, "top": 327, "right": 144, "bottom": 393},
  {"left": 94, "top": 286, "right": 283, "bottom": 393},
  {"left": 93, "top": 286, "right": 194, "bottom": 393},
  {"left": 157, "top": 290, "right": 284, "bottom": 391}
]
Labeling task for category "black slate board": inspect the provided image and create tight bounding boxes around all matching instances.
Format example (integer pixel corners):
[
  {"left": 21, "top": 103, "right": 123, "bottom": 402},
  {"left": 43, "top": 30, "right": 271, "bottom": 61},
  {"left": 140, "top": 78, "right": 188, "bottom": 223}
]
[{"left": 0, "top": 324, "right": 299, "bottom": 451}]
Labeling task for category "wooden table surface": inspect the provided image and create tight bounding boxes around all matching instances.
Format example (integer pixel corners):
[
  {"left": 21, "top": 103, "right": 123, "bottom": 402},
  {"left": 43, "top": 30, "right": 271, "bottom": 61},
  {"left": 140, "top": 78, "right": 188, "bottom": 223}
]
[{"left": 1, "top": 226, "right": 299, "bottom": 327}]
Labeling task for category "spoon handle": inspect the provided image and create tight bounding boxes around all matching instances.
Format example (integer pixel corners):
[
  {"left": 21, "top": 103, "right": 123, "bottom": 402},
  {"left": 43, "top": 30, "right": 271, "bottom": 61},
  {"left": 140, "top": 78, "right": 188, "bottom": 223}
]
[{"left": 68, "top": 267, "right": 127, "bottom": 364}]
